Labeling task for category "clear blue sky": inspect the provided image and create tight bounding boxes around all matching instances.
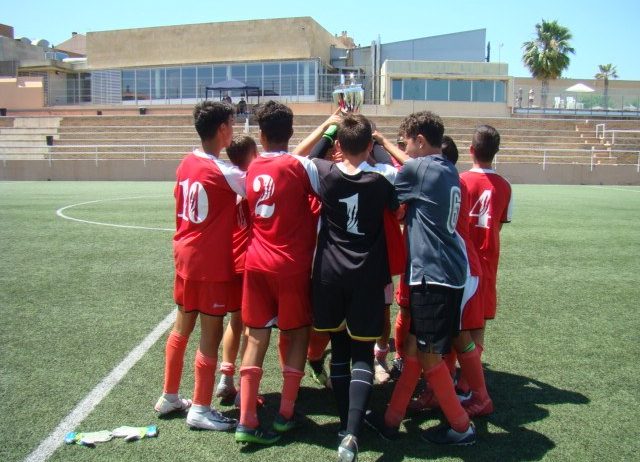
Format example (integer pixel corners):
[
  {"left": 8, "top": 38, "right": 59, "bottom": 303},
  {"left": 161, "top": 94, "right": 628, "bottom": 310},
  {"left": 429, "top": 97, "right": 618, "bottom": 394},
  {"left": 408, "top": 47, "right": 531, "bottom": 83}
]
[{"left": 5, "top": 0, "right": 640, "bottom": 80}]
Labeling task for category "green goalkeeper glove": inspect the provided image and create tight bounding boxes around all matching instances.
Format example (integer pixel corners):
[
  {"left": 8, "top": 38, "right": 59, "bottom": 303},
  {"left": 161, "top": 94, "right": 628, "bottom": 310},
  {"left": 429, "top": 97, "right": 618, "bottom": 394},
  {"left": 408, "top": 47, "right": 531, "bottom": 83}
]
[
  {"left": 322, "top": 124, "right": 338, "bottom": 145},
  {"left": 112, "top": 425, "right": 159, "bottom": 442}
]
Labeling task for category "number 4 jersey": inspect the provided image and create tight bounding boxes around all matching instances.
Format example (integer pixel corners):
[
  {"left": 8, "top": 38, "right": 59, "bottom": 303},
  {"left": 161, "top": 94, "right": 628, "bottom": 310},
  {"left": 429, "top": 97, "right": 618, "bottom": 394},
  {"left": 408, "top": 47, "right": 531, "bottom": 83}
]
[
  {"left": 459, "top": 167, "right": 513, "bottom": 276},
  {"left": 173, "top": 149, "right": 246, "bottom": 282}
]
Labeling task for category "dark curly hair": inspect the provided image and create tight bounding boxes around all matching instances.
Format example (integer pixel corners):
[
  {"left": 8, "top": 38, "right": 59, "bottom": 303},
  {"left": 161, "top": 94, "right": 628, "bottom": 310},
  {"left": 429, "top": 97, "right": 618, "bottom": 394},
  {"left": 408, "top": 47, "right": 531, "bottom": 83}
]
[
  {"left": 254, "top": 100, "right": 294, "bottom": 146},
  {"left": 337, "top": 114, "right": 372, "bottom": 155},
  {"left": 193, "top": 101, "right": 235, "bottom": 141},
  {"left": 399, "top": 111, "right": 444, "bottom": 148},
  {"left": 441, "top": 135, "right": 459, "bottom": 165},
  {"left": 226, "top": 135, "right": 257, "bottom": 170}
]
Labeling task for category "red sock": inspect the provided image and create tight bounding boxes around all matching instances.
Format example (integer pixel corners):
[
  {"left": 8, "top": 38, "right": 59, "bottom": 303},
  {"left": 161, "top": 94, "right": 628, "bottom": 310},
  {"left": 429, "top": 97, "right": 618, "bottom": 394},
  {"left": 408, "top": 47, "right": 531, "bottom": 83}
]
[
  {"left": 444, "top": 350, "right": 457, "bottom": 378},
  {"left": 425, "top": 361, "right": 469, "bottom": 433},
  {"left": 220, "top": 361, "right": 235, "bottom": 377},
  {"left": 384, "top": 356, "right": 420, "bottom": 428},
  {"left": 394, "top": 310, "right": 411, "bottom": 359},
  {"left": 307, "top": 331, "right": 330, "bottom": 362},
  {"left": 278, "top": 333, "right": 291, "bottom": 369},
  {"left": 239, "top": 366, "right": 262, "bottom": 428},
  {"left": 280, "top": 366, "right": 304, "bottom": 419},
  {"left": 163, "top": 331, "right": 189, "bottom": 394},
  {"left": 192, "top": 350, "right": 217, "bottom": 407},
  {"left": 458, "top": 348, "right": 489, "bottom": 400}
]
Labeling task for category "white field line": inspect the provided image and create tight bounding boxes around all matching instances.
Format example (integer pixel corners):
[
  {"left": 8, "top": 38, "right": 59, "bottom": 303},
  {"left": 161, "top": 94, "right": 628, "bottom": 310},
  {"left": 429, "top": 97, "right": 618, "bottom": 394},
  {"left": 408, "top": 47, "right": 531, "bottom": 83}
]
[
  {"left": 23, "top": 309, "right": 177, "bottom": 462},
  {"left": 56, "top": 195, "right": 173, "bottom": 231},
  {"left": 586, "top": 186, "right": 640, "bottom": 193}
]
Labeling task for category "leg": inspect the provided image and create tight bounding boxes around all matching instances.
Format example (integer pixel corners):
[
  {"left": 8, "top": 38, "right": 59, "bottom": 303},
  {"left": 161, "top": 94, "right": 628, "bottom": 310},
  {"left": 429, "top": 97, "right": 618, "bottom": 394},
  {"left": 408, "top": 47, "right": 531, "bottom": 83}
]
[
  {"left": 346, "top": 339, "right": 375, "bottom": 437},
  {"left": 239, "top": 327, "right": 271, "bottom": 428},
  {"left": 278, "top": 326, "right": 310, "bottom": 421},
  {"left": 329, "top": 330, "right": 352, "bottom": 432},
  {"left": 453, "top": 331, "right": 492, "bottom": 417},
  {"left": 216, "top": 310, "right": 243, "bottom": 399},
  {"left": 374, "top": 303, "right": 392, "bottom": 384}
]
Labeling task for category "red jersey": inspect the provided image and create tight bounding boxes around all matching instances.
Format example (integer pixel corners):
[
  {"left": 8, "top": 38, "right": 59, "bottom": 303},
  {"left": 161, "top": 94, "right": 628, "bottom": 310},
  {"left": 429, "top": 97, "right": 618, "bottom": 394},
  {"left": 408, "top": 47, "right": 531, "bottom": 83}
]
[
  {"left": 456, "top": 181, "right": 482, "bottom": 278},
  {"left": 459, "top": 168, "right": 513, "bottom": 278},
  {"left": 383, "top": 209, "right": 406, "bottom": 276},
  {"left": 245, "top": 152, "right": 319, "bottom": 276},
  {"left": 173, "top": 149, "right": 246, "bottom": 282},
  {"left": 232, "top": 198, "right": 250, "bottom": 274}
]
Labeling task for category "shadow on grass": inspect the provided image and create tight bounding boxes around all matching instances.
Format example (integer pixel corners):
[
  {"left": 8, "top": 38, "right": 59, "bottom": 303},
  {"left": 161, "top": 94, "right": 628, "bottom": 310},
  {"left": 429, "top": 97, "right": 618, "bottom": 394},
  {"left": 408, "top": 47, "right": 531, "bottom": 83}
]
[{"left": 238, "top": 366, "right": 588, "bottom": 460}]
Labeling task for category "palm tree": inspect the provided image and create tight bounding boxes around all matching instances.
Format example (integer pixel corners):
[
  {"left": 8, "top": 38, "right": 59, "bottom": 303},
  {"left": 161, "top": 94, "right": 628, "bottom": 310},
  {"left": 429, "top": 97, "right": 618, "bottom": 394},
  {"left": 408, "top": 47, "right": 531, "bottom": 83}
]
[
  {"left": 522, "top": 20, "right": 575, "bottom": 108},
  {"left": 595, "top": 64, "right": 618, "bottom": 109}
]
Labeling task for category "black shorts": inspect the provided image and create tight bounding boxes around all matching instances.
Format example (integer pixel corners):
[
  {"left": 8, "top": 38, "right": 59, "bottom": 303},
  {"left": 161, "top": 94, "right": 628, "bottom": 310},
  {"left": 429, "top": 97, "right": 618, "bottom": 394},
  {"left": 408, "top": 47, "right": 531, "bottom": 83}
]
[
  {"left": 409, "top": 283, "right": 463, "bottom": 354},
  {"left": 312, "top": 280, "right": 385, "bottom": 341}
]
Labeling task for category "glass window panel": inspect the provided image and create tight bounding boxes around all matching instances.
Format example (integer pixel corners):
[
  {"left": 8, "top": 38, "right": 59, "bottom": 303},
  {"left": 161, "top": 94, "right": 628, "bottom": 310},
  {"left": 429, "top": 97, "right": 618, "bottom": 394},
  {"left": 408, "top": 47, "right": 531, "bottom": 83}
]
[
  {"left": 122, "top": 70, "right": 135, "bottom": 101},
  {"left": 263, "top": 63, "right": 279, "bottom": 96},
  {"left": 166, "top": 68, "right": 181, "bottom": 99},
  {"left": 495, "top": 81, "right": 506, "bottom": 102},
  {"left": 403, "top": 79, "right": 426, "bottom": 100},
  {"left": 472, "top": 80, "right": 494, "bottom": 102},
  {"left": 281, "top": 62, "right": 297, "bottom": 96},
  {"left": 213, "top": 65, "right": 227, "bottom": 83},
  {"left": 450, "top": 80, "right": 471, "bottom": 101},
  {"left": 426, "top": 79, "right": 448, "bottom": 101},
  {"left": 135, "top": 69, "right": 150, "bottom": 101},
  {"left": 151, "top": 68, "right": 165, "bottom": 100},
  {"left": 197, "top": 66, "right": 212, "bottom": 98},
  {"left": 392, "top": 79, "right": 402, "bottom": 100},
  {"left": 230, "top": 65, "right": 245, "bottom": 96},
  {"left": 181, "top": 67, "right": 196, "bottom": 98},
  {"left": 246, "top": 64, "right": 262, "bottom": 96}
]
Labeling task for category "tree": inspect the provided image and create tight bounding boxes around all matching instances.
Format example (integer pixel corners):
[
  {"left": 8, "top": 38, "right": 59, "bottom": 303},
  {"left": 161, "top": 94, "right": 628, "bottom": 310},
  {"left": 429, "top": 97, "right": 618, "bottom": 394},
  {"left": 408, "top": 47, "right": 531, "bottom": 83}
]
[
  {"left": 595, "top": 64, "right": 618, "bottom": 109},
  {"left": 522, "top": 20, "right": 575, "bottom": 108}
]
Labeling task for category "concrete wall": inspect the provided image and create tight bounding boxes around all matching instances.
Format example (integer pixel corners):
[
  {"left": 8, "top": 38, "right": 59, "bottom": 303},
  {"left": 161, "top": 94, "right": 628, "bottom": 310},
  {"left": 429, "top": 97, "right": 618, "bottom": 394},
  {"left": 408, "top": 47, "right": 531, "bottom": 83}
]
[
  {"left": 2, "top": 160, "right": 638, "bottom": 184},
  {"left": 0, "top": 77, "right": 44, "bottom": 108},
  {"left": 364, "top": 101, "right": 510, "bottom": 118},
  {"left": 87, "top": 17, "right": 343, "bottom": 70}
]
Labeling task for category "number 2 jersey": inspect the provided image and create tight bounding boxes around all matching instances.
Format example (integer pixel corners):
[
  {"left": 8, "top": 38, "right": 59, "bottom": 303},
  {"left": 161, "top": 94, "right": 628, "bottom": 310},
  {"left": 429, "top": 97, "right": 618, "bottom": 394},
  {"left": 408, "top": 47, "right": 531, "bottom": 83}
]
[
  {"left": 173, "top": 149, "right": 246, "bottom": 282},
  {"left": 244, "top": 152, "right": 319, "bottom": 276},
  {"left": 312, "top": 159, "right": 399, "bottom": 287},
  {"left": 459, "top": 168, "right": 513, "bottom": 278}
]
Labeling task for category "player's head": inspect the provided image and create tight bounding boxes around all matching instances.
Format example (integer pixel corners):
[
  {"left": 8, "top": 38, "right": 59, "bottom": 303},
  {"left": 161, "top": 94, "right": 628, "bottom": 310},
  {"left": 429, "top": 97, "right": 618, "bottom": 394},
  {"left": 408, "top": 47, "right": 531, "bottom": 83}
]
[
  {"left": 254, "top": 100, "right": 294, "bottom": 149},
  {"left": 471, "top": 125, "right": 500, "bottom": 163},
  {"left": 399, "top": 111, "right": 444, "bottom": 156},
  {"left": 336, "top": 114, "right": 373, "bottom": 157},
  {"left": 193, "top": 101, "right": 235, "bottom": 144},
  {"left": 226, "top": 135, "right": 258, "bottom": 171},
  {"left": 441, "top": 135, "right": 459, "bottom": 165}
]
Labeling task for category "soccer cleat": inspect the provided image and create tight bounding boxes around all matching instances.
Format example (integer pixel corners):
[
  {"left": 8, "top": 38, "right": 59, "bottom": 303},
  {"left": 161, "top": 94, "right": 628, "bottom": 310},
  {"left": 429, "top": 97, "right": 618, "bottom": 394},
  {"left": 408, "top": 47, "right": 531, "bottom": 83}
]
[
  {"left": 337, "top": 433, "right": 358, "bottom": 462},
  {"left": 408, "top": 387, "right": 439, "bottom": 412},
  {"left": 389, "top": 357, "right": 404, "bottom": 380},
  {"left": 235, "top": 425, "right": 281, "bottom": 445},
  {"left": 462, "top": 394, "right": 494, "bottom": 417},
  {"left": 420, "top": 422, "right": 476, "bottom": 446},
  {"left": 154, "top": 395, "right": 192, "bottom": 416},
  {"left": 364, "top": 410, "right": 400, "bottom": 441},
  {"left": 214, "top": 379, "right": 237, "bottom": 402},
  {"left": 374, "top": 358, "right": 391, "bottom": 384},
  {"left": 272, "top": 413, "right": 297, "bottom": 433},
  {"left": 186, "top": 408, "right": 237, "bottom": 431},
  {"left": 308, "top": 361, "right": 332, "bottom": 389}
]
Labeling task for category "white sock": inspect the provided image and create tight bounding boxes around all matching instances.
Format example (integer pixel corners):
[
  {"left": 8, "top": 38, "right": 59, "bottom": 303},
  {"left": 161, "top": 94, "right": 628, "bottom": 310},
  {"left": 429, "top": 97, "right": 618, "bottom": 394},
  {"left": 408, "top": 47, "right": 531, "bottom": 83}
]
[{"left": 162, "top": 393, "right": 179, "bottom": 402}]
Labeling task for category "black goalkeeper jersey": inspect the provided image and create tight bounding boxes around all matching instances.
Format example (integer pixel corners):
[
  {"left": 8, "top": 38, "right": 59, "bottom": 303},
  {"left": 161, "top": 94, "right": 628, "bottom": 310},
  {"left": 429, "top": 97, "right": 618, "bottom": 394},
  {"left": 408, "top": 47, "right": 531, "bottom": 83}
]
[{"left": 312, "top": 158, "right": 399, "bottom": 287}]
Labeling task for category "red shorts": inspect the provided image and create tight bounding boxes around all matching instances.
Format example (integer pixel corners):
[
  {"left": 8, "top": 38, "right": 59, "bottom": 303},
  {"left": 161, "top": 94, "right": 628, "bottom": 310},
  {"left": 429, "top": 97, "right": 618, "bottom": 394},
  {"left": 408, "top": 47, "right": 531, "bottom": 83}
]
[
  {"left": 460, "top": 276, "right": 484, "bottom": 330},
  {"left": 395, "top": 276, "right": 410, "bottom": 308},
  {"left": 480, "top": 274, "right": 498, "bottom": 320},
  {"left": 242, "top": 270, "right": 312, "bottom": 330},
  {"left": 174, "top": 274, "right": 242, "bottom": 316}
]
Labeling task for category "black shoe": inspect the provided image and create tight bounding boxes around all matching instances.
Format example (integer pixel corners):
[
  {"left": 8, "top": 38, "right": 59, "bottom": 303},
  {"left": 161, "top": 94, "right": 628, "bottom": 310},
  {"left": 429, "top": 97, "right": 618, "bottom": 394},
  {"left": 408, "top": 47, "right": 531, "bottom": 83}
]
[
  {"left": 389, "top": 357, "right": 404, "bottom": 380},
  {"left": 364, "top": 410, "right": 399, "bottom": 441},
  {"left": 420, "top": 422, "right": 476, "bottom": 446},
  {"left": 337, "top": 434, "right": 358, "bottom": 462}
]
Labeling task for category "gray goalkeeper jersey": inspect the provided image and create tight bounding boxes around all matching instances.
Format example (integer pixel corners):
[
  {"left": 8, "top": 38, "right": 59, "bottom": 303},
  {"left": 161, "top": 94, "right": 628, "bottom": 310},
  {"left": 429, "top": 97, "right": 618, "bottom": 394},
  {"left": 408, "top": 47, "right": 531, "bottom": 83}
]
[{"left": 395, "top": 154, "right": 467, "bottom": 288}]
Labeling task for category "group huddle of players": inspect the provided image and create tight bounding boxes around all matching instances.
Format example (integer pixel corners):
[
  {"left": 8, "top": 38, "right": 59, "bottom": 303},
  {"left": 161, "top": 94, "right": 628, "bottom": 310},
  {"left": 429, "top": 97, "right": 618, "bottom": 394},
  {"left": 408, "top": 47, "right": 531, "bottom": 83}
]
[{"left": 153, "top": 99, "right": 513, "bottom": 462}]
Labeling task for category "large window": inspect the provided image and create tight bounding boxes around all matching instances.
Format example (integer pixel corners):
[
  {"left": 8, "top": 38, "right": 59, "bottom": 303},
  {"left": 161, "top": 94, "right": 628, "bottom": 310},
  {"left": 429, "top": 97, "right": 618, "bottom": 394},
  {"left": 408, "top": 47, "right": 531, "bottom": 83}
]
[
  {"left": 246, "top": 64, "right": 262, "bottom": 95},
  {"left": 166, "top": 68, "right": 181, "bottom": 99},
  {"left": 181, "top": 67, "right": 196, "bottom": 99},
  {"left": 135, "top": 69, "right": 150, "bottom": 101},
  {"left": 122, "top": 70, "right": 135, "bottom": 101},
  {"left": 263, "top": 63, "right": 280, "bottom": 96},
  {"left": 197, "top": 66, "right": 212, "bottom": 98},
  {"left": 392, "top": 78, "right": 507, "bottom": 103},
  {"left": 151, "top": 68, "right": 165, "bottom": 100},
  {"left": 281, "top": 62, "right": 297, "bottom": 96}
]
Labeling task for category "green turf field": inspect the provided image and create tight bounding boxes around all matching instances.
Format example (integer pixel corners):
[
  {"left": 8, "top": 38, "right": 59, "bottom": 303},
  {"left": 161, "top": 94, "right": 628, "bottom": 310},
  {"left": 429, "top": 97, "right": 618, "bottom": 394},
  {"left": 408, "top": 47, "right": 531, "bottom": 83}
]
[{"left": 1, "top": 181, "right": 638, "bottom": 462}]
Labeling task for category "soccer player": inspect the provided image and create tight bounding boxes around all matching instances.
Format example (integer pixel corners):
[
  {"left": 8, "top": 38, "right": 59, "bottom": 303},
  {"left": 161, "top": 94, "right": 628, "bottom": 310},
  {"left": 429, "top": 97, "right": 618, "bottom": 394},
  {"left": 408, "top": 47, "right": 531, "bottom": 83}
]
[
  {"left": 367, "top": 111, "right": 476, "bottom": 445},
  {"left": 155, "top": 101, "right": 243, "bottom": 431},
  {"left": 235, "top": 101, "right": 321, "bottom": 445},
  {"left": 214, "top": 135, "right": 258, "bottom": 404},
  {"left": 459, "top": 125, "right": 513, "bottom": 410},
  {"left": 310, "top": 114, "right": 398, "bottom": 461}
]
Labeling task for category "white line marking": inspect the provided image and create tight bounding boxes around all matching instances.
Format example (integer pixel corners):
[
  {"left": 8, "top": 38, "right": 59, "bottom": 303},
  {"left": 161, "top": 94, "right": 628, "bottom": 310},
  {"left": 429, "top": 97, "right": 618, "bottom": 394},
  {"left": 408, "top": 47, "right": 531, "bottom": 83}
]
[
  {"left": 586, "top": 186, "right": 640, "bottom": 193},
  {"left": 56, "top": 195, "right": 173, "bottom": 231},
  {"left": 23, "top": 309, "right": 177, "bottom": 462}
]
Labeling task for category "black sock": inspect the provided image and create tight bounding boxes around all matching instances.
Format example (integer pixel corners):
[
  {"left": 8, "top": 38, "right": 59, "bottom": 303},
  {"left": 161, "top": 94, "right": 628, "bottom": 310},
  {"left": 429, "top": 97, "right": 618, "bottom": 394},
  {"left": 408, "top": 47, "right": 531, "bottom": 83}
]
[
  {"left": 330, "top": 331, "right": 351, "bottom": 431},
  {"left": 346, "top": 340, "right": 374, "bottom": 437},
  {"left": 309, "top": 358, "right": 325, "bottom": 375}
]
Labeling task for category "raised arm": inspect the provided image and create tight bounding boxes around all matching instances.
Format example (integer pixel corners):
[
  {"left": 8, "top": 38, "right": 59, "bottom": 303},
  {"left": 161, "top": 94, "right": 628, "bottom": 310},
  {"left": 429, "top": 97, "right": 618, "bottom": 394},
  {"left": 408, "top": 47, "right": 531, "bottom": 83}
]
[
  {"left": 373, "top": 130, "right": 410, "bottom": 165},
  {"left": 292, "top": 109, "right": 342, "bottom": 157}
]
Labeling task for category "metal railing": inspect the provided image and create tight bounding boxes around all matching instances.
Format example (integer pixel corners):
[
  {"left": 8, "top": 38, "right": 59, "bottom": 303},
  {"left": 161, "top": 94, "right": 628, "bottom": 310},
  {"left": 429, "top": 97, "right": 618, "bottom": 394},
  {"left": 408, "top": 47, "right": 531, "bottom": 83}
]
[{"left": 594, "top": 123, "right": 640, "bottom": 145}]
